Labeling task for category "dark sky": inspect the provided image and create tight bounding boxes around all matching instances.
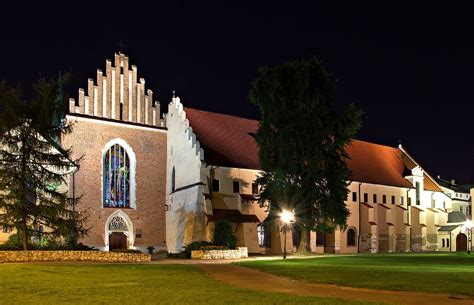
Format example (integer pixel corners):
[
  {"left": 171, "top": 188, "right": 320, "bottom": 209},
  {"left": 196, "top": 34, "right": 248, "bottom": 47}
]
[{"left": 1, "top": 2, "right": 474, "bottom": 183}]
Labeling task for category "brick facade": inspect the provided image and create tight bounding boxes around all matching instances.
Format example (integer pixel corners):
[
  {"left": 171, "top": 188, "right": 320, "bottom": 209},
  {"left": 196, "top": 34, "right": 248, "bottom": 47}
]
[{"left": 62, "top": 117, "right": 167, "bottom": 251}]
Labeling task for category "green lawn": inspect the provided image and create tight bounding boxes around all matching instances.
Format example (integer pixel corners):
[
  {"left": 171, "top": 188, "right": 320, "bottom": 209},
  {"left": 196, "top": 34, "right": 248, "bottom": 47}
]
[
  {"left": 0, "top": 263, "right": 383, "bottom": 305},
  {"left": 236, "top": 253, "right": 474, "bottom": 297}
]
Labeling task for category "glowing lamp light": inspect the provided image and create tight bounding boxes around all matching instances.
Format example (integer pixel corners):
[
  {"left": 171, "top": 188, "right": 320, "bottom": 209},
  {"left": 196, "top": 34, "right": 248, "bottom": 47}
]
[{"left": 280, "top": 210, "right": 294, "bottom": 224}]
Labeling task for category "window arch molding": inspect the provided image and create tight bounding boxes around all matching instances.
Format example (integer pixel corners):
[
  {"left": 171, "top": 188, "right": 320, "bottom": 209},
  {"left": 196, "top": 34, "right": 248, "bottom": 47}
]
[{"left": 101, "top": 138, "right": 136, "bottom": 209}]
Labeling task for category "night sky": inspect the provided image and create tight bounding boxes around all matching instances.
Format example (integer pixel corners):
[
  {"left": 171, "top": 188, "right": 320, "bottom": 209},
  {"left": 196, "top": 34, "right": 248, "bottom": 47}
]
[{"left": 1, "top": 2, "right": 474, "bottom": 183}]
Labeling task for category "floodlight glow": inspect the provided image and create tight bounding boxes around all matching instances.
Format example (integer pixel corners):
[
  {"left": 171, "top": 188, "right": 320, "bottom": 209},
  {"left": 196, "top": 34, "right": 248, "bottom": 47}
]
[
  {"left": 466, "top": 219, "right": 473, "bottom": 230},
  {"left": 280, "top": 210, "right": 294, "bottom": 224}
]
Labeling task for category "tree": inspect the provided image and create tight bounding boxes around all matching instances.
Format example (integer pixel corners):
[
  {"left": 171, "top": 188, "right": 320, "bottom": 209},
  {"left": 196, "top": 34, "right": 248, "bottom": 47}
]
[
  {"left": 0, "top": 77, "right": 88, "bottom": 250},
  {"left": 213, "top": 219, "right": 237, "bottom": 248},
  {"left": 249, "top": 58, "right": 362, "bottom": 252}
]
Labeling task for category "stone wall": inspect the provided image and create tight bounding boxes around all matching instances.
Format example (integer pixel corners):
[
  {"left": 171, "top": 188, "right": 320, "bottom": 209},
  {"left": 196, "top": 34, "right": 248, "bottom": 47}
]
[
  {"left": 191, "top": 247, "right": 248, "bottom": 260},
  {"left": 0, "top": 251, "right": 151, "bottom": 263}
]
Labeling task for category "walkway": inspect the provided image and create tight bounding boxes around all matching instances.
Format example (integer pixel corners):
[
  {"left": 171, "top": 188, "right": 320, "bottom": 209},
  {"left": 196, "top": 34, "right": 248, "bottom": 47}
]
[{"left": 195, "top": 263, "right": 474, "bottom": 305}]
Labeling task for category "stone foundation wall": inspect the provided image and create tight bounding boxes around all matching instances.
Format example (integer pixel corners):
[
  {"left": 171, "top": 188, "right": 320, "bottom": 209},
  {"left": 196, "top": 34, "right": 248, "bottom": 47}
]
[
  {"left": 191, "top": 247, "right": 248, "bottom": 260},
  {"left": 0, "top": 251, "right": 151, "bottom": 263}
]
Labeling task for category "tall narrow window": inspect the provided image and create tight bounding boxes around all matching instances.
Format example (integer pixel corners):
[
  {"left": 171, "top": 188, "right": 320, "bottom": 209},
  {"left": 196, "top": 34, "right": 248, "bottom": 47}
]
[
  {"left": 373, "top": 194, "right": 377, "bottom": 203},
  {"left": 442, "top": 239, "right": 445, "bottom": 247},
  {"left": 363, "top": 193, "right": 368, "bottom": 203},
  {"left": 447, "top": 239, "right": 450, "bottom": 247},
  {"left": 252, "top": 183, "right": 259, "bottom": 195},
  {"left": 316, "top": 232, "right": 325, "bottom": 246},
  {"left": 233, "top": 180, "right": 240, "bottom": 193},
  {"left": 391, "top": 195, "right": 395, "bottom": 204},
  {"left": 415, "top": 182, "right": 421, "bottom": 205},
  {"left": 104, "top": 144, "right": 130, "bottom": 208},
  {"left": 257, "top": 224, "right": 265, "bottom": 247},
  {"left": 347, "top": 227, "right": 357, "bottom": 246},
  {"left": 382, "top": 195, "right": 386, "bottom": 204},
  {"left": 171, "top": 167, "right": 176, "bottom": 193},
  {"left": 212, "top": 179, "right": 220, "bottom": 192},
  {"left": 352, "top": 192, "right": 357, "bottom": 202}
]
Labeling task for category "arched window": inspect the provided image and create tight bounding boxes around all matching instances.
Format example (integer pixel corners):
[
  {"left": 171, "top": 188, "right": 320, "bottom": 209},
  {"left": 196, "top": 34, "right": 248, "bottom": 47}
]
[
  {"left": 171, "top": 166, "right": 176, "bottom": 192},
  {"left": 447, "top": 238, "right": 450, "bottom": 247},
  {"left": 442, "top": 239, "right": 445, "bottom": 247},
  {"left": 347, "top": 227, "right": 357, "bottom": 247},
  {"left": 103, "top": 143, "right": 130, "bottom": 208},
  {"left": 257, "top": 224, "right": 265, "bottom": 247}
]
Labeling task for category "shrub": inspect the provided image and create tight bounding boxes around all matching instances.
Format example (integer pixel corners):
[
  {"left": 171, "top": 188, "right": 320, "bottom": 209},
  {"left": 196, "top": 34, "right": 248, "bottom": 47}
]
[
  {"left": 182, "top": 241, "right": 213, "bottom": 258},
  {"left": 213, "top": 219, "right": 237, "bottom": 249}
]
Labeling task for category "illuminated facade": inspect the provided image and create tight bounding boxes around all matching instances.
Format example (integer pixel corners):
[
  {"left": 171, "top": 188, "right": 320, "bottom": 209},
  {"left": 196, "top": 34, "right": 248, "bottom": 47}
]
[{"left": 1, "top": 53, "right": 472, "bottom": 254}]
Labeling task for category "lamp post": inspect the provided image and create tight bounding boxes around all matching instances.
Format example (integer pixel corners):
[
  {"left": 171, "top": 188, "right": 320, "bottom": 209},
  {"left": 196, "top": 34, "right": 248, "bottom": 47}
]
[
  {"left": 280, "top": 210, "right": 295, "bottom": 259},
  {"left": 466, "top": 219, "right": 472, "bottom": 255}
]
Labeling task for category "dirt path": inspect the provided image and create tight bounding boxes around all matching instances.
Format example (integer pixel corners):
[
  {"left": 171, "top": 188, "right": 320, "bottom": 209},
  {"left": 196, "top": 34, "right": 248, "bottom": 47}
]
[{"left": 197, "top": 264, "right": 474, "bottom": 305}]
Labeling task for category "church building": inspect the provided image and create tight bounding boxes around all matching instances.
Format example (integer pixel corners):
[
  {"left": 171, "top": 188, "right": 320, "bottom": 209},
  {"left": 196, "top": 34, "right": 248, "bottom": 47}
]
[{"left": 2, "top": 52, "right": 472, "bottom": 254}]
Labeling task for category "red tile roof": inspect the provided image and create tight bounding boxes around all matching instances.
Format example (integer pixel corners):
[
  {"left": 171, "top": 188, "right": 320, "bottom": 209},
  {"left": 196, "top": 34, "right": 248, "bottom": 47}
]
[
  {"left": 184, "top": 107, "right": 440, "bottom": 191},
  {"left": 184, "top": 107, "right": 260, "bottom": 169}
]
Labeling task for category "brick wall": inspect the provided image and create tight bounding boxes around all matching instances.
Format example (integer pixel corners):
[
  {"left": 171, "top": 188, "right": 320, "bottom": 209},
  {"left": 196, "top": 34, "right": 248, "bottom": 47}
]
[{"left": 62, "top": 116, "right": 167, "bottom": 251}]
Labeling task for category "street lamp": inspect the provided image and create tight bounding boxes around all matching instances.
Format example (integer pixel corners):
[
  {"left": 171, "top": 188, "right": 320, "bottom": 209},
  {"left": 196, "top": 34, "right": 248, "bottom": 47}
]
[
  {"left": 280, "top": 210, "right": 295, "bottom": 259},
  {"left": 466, "top": 219, "right": 472, "bottom": 255}
]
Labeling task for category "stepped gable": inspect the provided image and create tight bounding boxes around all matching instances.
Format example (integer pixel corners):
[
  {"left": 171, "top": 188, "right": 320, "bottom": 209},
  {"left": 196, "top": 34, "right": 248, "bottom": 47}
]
[{"left": 68, "top": 53, "right": 163, "bottom": 127}]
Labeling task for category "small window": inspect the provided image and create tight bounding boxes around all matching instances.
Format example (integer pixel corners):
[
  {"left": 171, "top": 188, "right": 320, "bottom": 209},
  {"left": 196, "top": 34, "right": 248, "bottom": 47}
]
[
  {"left": 233, "top": 180, "right": 240, "bottom": 193},
  {"left": 352, "top": 192, "right": 357, "bottom": 202},
  {"left": 391, "top": 196, "right": 395, "bottom": 205},
  {"left": 316, "top": 232, "right": 325, "bottom": 246},
  {"left": 373, "top": 194, "right": 377, "bottom": 204},
  {"left": 347, "top": 228, "right": 357, "bottom": 246},
  {"left": 400, "top": 196, "right": 404, "bottom": 205},
  {"left": 408, "top": 197, "right": 412, "bottom": 205},
  {"left": 447, "top": 239, "right": 450, "bottom": 247},
  {"left": 252, "top": 183, "right": 259, "bottom": 195},
  {"left": 363, "top": 193, "right": 368, "bottom": 203},
  {"left": 171, "top": 167, "right": 176, "bottom": 193},
  {"left": 442, "top": 239, "right": 445, "bottom": 247},
  {"left": 460, "top": 207, "right": 464, "bottom": 214},
  {"left": 212, "top": 179, "right": 220, "bottom": 192},
  {"left": 382, "top": 195, "right": 386, "bottom": 204}
]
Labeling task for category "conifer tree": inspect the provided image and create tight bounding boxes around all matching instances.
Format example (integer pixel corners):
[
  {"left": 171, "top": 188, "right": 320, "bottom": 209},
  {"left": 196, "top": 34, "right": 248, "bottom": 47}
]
[
  {"left": 250, "top": 58, "right": 362, "bottom": 252},
  {"left": 0, "top": 77, "right": 88, "bottom": 250}
]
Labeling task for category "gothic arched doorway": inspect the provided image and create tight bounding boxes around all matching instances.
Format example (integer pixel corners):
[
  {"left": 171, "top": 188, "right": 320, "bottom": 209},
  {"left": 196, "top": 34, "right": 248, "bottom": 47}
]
[
  {"left": 105, "top": 210, "right": 134, "bottom": 250},
  {"left": 456, "top": 233, "right": 467, "bottom": 251}
]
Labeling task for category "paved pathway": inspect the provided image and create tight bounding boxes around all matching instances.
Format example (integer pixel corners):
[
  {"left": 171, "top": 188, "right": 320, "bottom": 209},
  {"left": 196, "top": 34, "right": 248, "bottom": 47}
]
[{"left": 196, "top": 263, "right": 474, "bottom": 305}]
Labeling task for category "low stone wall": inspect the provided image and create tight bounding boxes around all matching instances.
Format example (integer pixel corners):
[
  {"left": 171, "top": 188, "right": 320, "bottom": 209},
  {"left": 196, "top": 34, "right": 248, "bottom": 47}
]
[
  {"left": 191, "top": 247, "right": 248, "bottom": 260},
  {"left": 0, "top": 251, "right": 151, "bottom": 263}
]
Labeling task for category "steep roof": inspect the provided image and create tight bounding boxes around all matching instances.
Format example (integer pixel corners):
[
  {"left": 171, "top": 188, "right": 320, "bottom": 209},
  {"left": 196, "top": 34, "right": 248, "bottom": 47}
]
[
  {"left": 448, "top": 211, "right": 467, "bottom": 223},
  {"left": 184, "top": 107, "right": 438, "bottom": 191}
]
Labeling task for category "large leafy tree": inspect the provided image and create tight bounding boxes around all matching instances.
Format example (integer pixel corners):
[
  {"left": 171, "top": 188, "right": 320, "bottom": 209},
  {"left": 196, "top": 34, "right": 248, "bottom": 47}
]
[
  {"left": 0, "top": 77, "right": 88, "bottom": 250},
  {"left": 250, "top": 58, "right": 362, "bottom": 252}
]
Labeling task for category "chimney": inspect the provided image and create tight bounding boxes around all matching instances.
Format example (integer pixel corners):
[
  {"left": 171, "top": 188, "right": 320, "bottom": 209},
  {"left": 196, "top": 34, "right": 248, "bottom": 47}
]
[{"left": 451, "top": 179, "right": 456, "bottom": 186}]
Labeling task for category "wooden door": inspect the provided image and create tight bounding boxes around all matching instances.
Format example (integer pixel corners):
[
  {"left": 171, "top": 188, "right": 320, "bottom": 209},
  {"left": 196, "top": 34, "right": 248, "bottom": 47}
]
[
  {"left": 110, "top": 232, "right": 127, "bottom": 250},
  {"left": 456, "top": 233, "right": 467, "bottom": 251}
]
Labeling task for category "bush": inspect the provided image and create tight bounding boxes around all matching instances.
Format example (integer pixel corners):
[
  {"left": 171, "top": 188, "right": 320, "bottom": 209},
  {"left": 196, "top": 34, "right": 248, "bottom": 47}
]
[
  {"left": 182, "top": 241, "right": 213, "bottom": 258},
  {"left": 213, "top": 219, "right": 237, "bottom": 249}
]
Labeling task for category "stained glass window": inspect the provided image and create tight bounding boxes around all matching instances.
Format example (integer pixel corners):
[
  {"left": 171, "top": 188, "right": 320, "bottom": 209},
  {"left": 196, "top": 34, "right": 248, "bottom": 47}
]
[{"left": 103, "top": 144, "right": 130, "bottom": 208}]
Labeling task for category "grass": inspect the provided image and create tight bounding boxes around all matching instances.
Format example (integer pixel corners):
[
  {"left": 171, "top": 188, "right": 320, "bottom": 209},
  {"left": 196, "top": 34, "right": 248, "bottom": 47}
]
[
  {"left": 236, "top": 253, "right": 474, "bottom": 297},
  {"left": 0, "top": 263, "right": 384, "bottom": 305}
]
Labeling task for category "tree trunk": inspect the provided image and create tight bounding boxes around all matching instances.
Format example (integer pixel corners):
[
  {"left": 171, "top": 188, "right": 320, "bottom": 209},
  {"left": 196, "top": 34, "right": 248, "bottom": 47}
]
[
  {"left": 20, "top": 222, "right": 28, "bottom": 250},
  {"left": 297, "top": 226, "right": 311, "bottom": 253}
]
